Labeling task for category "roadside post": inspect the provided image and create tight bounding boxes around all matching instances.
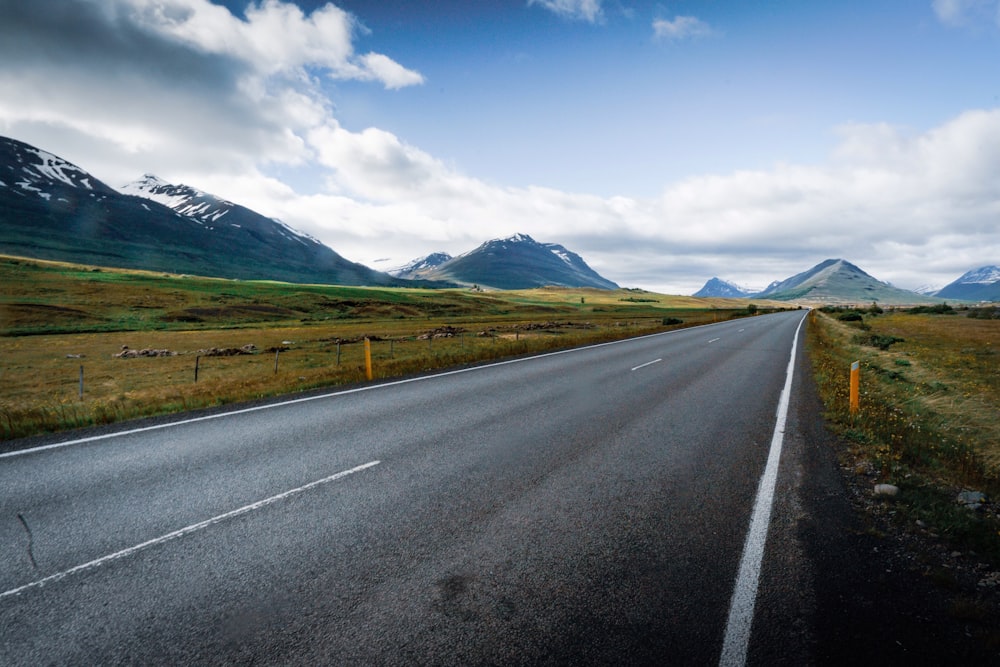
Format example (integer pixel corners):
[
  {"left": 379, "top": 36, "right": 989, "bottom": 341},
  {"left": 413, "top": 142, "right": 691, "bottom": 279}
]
[
  {"left": 850, "top": 360, "right": 860, "bottom": 414},
  {"left": 364, "top": 337, "right": 373, "bottom": 380}
]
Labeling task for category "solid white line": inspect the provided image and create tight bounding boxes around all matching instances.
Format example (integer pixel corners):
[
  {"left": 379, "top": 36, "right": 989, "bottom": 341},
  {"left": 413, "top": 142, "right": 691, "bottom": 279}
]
[
  {"left": 718, "top": 314, "right": 806, "bottom": 667},
  {"left": 630, "top": 358, "right": 662, "bottom": 372},
  {"left": 708, "top": 337, "right": 721, "bottom": 343},
  {"left": 0, "top": 460, "right": 380, "bottom": 601},
  {"left": 1, "top": 316, "right": 751, "bottom": 460}
]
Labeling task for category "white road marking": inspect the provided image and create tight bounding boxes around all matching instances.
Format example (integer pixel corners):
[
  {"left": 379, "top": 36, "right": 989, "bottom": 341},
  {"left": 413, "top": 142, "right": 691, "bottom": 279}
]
[
  {"left": 1, "top": 317, "right": 738, "bottom": 460},
  {"left": 718, "top": 314, "right": 805, "bottom": 666},
  {"left": 0, "top": 460, "right": 380, "bottom": 600},
  {"left": 708, "top": 337, "right": 721, "bottom": 343},
  {"left": 738, "top": 329, "right": 745, "bottom": 332},
  {"left": 630, "top": 358, "right": 662, "bottom": 371}
]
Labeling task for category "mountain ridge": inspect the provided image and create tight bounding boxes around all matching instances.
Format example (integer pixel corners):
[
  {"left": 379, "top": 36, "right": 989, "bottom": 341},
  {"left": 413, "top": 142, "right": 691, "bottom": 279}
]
[
  {"left": 935, "top": 265, "right": 1000, "bottom": 301},
  {"left": 0, "top": 135, "right": 411, "bottom": 287},
  {"left": 696, "top": 259, "right": 949, "bottom": 305}
]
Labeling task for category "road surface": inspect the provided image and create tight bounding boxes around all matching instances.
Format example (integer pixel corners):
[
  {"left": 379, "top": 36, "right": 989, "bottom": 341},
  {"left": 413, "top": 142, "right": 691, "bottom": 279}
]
[{"left": 2, "top": 312, "right": 824, "bottom": 664}]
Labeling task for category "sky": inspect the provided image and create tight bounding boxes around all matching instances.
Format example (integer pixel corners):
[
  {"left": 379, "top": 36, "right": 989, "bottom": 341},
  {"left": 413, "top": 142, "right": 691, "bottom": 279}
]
[{"left": 1, "top": 0, "right": 999, "bottom": 294}]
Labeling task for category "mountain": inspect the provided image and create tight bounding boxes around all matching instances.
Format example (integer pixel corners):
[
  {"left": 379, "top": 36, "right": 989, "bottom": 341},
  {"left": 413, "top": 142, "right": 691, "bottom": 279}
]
[
  {"left": 398, "top": 233, "right": 619, "bottom": 290},
  {"left": 0, "top": 135, "right": 406, "bottom": 286},
  {"left": 758, "top": 259, "right": 943, "bottom": 305},
  {"left": 693, "top": 277, "right": 755, "bottom": 298},
  {"left": 935, "top": 265, "right": 1000, "bottom": 302},
  {"left": 389, "top": 252, "right": 453, "bottom": 279}
]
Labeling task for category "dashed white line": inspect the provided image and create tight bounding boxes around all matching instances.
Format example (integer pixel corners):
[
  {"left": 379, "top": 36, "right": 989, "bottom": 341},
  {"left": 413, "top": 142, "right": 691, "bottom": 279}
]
[
  {"left": 718, "top": 314, "right": 805, "bottom": 666},
  {"left": 708, "top": 337, "right": 721, "bottom": 343},
  {"left": 0, "top": 460, "right": 381, "bottom": 601},
  {"left": 630, "top": 358, "right": 662, "bottom": 371}
]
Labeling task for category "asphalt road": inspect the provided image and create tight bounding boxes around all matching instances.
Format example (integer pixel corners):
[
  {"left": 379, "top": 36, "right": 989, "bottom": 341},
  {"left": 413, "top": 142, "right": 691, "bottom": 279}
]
[{"left": 1, "top": 311, "right": 818, "bottom": 665}]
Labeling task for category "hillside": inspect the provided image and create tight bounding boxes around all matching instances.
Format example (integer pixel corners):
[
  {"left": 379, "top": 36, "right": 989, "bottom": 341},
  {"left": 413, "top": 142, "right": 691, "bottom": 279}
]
[
  {"left": 935, "top": 265, "right": 1000, "bottom": 302},
  {"left": 0, "top": 135, "right": 407, "bottom": 286},
  {"left": 757, "top": 259, "right": 944, "bottom": 305}
]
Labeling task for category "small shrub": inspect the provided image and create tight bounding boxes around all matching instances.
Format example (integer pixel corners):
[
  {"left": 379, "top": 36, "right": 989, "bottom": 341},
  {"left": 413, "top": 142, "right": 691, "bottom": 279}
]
[
  {"left": 908, "top": 303, "right": 955, "bottom": 315},
  {"left": 853, "top": 333, "right": 905, "bottom": 350},
  {"left": 838, "top": 312, "right": 864, "bottom": 322},
  {"left": 662, "top": 317, "right": 683, "bottom": 326}
]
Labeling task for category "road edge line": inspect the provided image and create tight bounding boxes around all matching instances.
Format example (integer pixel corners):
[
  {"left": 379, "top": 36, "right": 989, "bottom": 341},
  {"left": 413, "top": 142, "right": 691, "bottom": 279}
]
[{"left": 718, "top": 312, "right": 806, "bottom": 666}]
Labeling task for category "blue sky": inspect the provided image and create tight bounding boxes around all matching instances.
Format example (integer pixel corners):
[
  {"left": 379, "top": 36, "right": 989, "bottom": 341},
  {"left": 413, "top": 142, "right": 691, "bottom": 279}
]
[{"left": 2, "top": 0, "right": 999, "bottom": 293}]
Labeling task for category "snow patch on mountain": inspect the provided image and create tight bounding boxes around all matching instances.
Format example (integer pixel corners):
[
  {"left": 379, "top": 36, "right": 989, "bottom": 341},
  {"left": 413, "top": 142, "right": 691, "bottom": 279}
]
[
  {"left": 120, "top": 174, "right": 322, "bottom": 247},
  {"left": 956, "top": 265, "right": 1000, "bottom": 284},
  {"left": 389, "top": 252, "right": 453, "bottom": 277}
]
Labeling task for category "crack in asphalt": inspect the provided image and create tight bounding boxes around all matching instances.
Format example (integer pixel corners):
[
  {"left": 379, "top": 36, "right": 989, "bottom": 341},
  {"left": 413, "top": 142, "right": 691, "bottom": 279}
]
[{"left": 16, "top": 513, "right": 38, "bottom": 570}]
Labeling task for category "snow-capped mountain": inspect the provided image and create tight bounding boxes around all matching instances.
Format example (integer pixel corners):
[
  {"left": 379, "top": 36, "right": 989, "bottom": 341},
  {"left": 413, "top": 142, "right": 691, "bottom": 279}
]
[
  {"left": 1, "top": 140, "right": 105, "bottom": 195},
  {"left": 0, "top": 135, "right": 407, "bottom": 286},
  {"left": 936, "top": 265, "right": 1000, "bottom": 302},
  {"left": 389, "top": 252, "right": 453, "bottom": 279},
  {"left": 119, "top": 174, "right": 321, "bottom": 247},
  {"left": 692, "top": 277, "right": 755, "bottom": 298},
  {"left": 398, "top": 234, "right": 619, "bottom": 290}
]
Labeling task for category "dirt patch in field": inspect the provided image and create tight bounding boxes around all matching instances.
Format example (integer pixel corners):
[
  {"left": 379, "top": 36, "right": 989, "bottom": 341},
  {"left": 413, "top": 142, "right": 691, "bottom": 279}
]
[
  {"left": 161, "top": 304, "right": 299, "bottom": 323},
  {"left": 1, "top": 303, "right": 105, "bottom": 329}
]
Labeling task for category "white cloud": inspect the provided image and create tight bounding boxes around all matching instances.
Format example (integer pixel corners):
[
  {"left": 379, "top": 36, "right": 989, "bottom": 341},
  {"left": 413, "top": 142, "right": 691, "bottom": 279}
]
[
  {"left": 126, "top": 0, "right": 422, "bottom": 86},
  {"left": 932, "top": 0, "right": 1000, "bottom": 26},
  {"left": 653, "top": 15, "right": 715, "bottom": 41},
  {"left": 0, "top": 0, "right": 422, "bottom": 186},
  {"left": 1, "top": 1, "right": 998, "bottom": 294},
  {"left": 251, "top": 109, "right": 1000, "bottom": 295},
  {"left": 528, "top": 0, "right": 603, "bottom": 23}
]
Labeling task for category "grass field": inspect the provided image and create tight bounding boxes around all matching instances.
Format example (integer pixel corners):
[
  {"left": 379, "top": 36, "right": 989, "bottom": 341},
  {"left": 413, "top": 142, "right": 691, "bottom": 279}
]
[
  {"left": 807, "top": 307, "right": 1000, "bottom": 563},
  {"left": 1, "top": 255, "right": 783, "bottom": 441}
]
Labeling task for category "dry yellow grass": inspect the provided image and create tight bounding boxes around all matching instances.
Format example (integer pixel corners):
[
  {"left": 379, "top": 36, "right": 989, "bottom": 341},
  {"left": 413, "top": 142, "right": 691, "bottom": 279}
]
[
  {"left": 3, "top": 255, "right": 790, "bottom": 440},
  {"left": 808, "top": 309, "right": 999, "bottom": 480}
]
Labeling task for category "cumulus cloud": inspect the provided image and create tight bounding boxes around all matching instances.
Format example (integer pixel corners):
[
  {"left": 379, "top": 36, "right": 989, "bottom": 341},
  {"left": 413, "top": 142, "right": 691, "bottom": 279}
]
[
  {"left": 287, "top": 109, "right": 1000, "bottom": 295},
  {"left": 0, "top": 1, "right": 997, "bottom": 294},
  {"left": 0, "top": 0, "right": 422, "bottom": 185},
  {"left": 528, "top": 0, "right": 603, "bottom": 23},
  {"left": 653, "top": 15, "right": 715, "bottom": 40}
]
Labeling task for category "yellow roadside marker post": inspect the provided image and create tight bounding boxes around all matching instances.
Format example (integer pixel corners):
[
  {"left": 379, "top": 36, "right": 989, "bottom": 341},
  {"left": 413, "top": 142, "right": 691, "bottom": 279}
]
[
  {"left": 364, "top": 337, "right": 373, "bottom": 381},
  {"left": 850, "top": 360, "right": 860, "bottom": 415}
]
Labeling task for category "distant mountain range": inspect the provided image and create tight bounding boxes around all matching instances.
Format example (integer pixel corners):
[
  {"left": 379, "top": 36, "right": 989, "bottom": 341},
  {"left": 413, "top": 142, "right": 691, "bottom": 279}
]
[
  {"left": 390, "top": 234, "right": 619, "bottom": 290},
  {"left": 693, "top": 259, "right": 989, "bottom": 305},
  {"left": 3, "top": 134, "right": 994, "bottom": 302},
  {"left": 0, "top": 135, "right": 619, "bottom": 291}
]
